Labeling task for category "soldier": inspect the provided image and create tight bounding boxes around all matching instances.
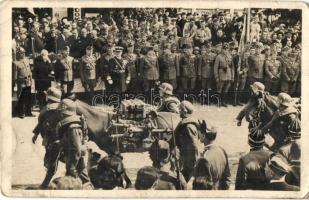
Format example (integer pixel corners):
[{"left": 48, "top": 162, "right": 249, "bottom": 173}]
[
  {"left": 32, "top": 87, "right": 63, "bottom": 189},
  {"left": 139, "top": 47, "right": 160, "bottom": 95},
  {"left": 235, "top": 129, "right": 272, "bottom": 190},
  {"left": 148, "top": 139, "right": 187, "bottom": 190},
  {"left": 55, "top": 46, "right": 74, "bottom": 98},
  {"left": 247, "top": 42, "right": 265, "bottom": 86},
  {"left": 281, "top": 52, "right": 300, "bottom": 96},
  {"left": 265, "top": 51, "right": 282, "bottom": 95},
  {"left": 193, "top": 126, "right": 231, "bottom": 190},
  {"left": 13, "top": 47, "right": 34, "bottom": 118},
  {"left": 214, "top": 43, "right": 234, "bottom": 107},
  {"left": 158, "top": 43, "right": 179, "bottom": 89},
  {"left": 57, "top": 98, "right": 90, "bottom": 184},
  {"left": 157, "top": 82, "right": 180, "bottom": 113},
  {"left": 265, "top": 154, "right": 300, "bottom": 191},
  {"left": 107, "top": 46, "right": 130, "bottom": 98},
  {"left": 172, "top": 100, "right": 201, "bottom": 182},
  {"left": 179, "top": 44, "right": 198, "bottom": 94},
  {"left": 261, "top": 93, "right": 300, "bottom": 150},
  {"left": 123, "top": 43, "right": 139, "bottom": 94},
  {"left": 199, "top": 43, "right": 216, "bottom": 96},
  {"left": 80, "top": 46, "right": 97, "bottom": 98}
]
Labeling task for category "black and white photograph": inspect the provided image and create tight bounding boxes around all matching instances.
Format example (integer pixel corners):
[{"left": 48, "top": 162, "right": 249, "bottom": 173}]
[{"left": 1, "top": 1, "right": 307, "bottom": 198}]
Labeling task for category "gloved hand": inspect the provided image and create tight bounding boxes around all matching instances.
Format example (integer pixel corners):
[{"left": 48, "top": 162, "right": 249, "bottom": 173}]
[{"left": 108, "top": 79, "right": 113, "bottom": 84}]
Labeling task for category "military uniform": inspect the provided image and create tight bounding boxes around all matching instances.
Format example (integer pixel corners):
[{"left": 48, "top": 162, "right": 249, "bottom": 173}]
[
  {"left": 107, "top": 56, "right": 130, "bottom": 94},
  {"left": 157, "top": 96, "right": 180, "bottom": 113},
  {"left": 96, "top": 52, "right": 114, "bottom": 93},
  {"left": 281, "top": 56, "right": 300, "bottom": 96},
  {"left": 123, "top": 52, "right": 140, "bottom": 93},
  {"left": 265, "top": 58, "right": 282, "bottom": 95},
  {"left": 55, "top": 55, "right": 74, "bottom": 96},
  {"left": 199, "top": 50, "right": 216, "bottom": 91},
  {"left": 235, "top": 53, "right": 250, "bottom": 103},
  {"left": 247, "top": 53, "right": 265, "bottom": 85},
  {"left": 179, "top": 53, "right": 199, "bottom": 92},
  {"left": 139, "top": 55, "right": 160, "bottom": 93},
  {"left": 80, "top": 54, "right": 97, "bottom": 94},
  {"left": 158, "top": 51, "right": 180, "bottom": 89},
  {"left": 13, "top": 56, "right": 33, "bottom": 117}
]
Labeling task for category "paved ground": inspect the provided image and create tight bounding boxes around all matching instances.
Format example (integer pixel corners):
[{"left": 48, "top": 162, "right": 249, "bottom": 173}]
[{"left": 11, "top": 102, "right": 249, "bottom": 190}]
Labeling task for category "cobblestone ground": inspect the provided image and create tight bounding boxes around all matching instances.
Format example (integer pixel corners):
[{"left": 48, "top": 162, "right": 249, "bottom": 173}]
[{"left": 11, "top": 101, "right": 249, "bottom": 190}]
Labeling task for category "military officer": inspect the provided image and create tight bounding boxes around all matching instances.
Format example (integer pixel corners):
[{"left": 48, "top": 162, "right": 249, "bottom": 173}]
[
  {"left": 179, "top": 44, "right": 199, "bottom": 94},
  {"left": 57, "top": 98, "right": 90, "bottom": 184},
  {"left": 247, "top": 43, "right": 265, "bottom": 86},
  {"left": 172, "top": 100, "right": 202, "bottom": 182},
  {"left": 107, "top": 46, "right": 130, "bottom": 97},
  {"left": 158, "top": 43, "right": 179, "bottom": 89},
  {"left": 261, "top": 93, "right": 300, "bottom": 150},
  {"left": 123, "top": 43, "right": 139, "bottom": 94},
  {"left": 235, "top": 129, "right": 272, "bottom": 190},
  {"left": 214, "top": 43, "right": 234, "bottom": 107},
  {"left": 265, "top": 51, "right": 282, "bottom": 95},
  {"left": 235, "top": 47, "right": 250, "bottom": 105},
  {"left": 157, "top": 82, "right": 180, "bottom": 113},
  {"left": 80, "top": 46, "right": 97, "bottom": 98},
  {"left": 281, "top": 52, "right": 300, "bottom": 96},
  {"left": 55, "top": 46, "right": 74, "bottom": 98},
  {"left": 13, "top": 47, "right": 34, "bottom": 118},
  {"left": 199, "top": 43, "right": 216, "bottom": 94},
  {"left": 32, "top": 87, "right": 63, "bottom": 188}
]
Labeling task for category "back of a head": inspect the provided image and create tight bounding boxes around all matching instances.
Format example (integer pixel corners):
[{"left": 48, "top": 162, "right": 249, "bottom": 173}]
[
  {"left": 135, "top": 166, "right": 160, "bottom": 190},
  {"left": 193, "top": 176, "right": 213, "bottom": 190},
  {"left": 48, "top": 176, "right": 82, "bottom": 190}
]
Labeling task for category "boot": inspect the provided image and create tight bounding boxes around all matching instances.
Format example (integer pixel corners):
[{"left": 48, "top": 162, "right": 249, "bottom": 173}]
[
  {"left": 237, "top": 91, "right": 243, "bottom": 106},
  {"left": 221, "top": 93, "right": 228, "bottom": 107}
]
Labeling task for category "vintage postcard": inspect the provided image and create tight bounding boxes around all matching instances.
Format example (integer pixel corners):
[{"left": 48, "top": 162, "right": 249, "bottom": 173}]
[{"left": 0, "top": 0, "right": 308, "bottom": 198}]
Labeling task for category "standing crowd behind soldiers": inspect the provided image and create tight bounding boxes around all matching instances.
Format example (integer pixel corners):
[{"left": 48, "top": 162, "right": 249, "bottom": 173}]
[{"left": 12, "top": 9, "right": 302, "bottom": 116}]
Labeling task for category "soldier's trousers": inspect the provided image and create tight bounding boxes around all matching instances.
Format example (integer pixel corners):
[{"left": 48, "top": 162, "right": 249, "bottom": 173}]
[
  {"left": 16, "top": 86, "right": 32, "bottom": 115},
  {"left": 181, "top": 77, "right": 196, "bottom": 92},
  {"left": 281, "top": 80, "right": 297, "bottom": 96},
  {"left": 265, "top": 78, "right": 280, "bottom": 95},
  {"left": 216, "top": 80, "right": 231, "bottom": 94},
  {"left": 143, "top": 79, "right": 157, "bottom": 93},
  {"left": 201, "top": 78, "right": 212, "bottom": 91}
]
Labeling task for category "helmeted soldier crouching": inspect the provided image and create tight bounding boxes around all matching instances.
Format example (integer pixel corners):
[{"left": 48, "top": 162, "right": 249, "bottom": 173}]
[
  {"left": 32, "top": 87, "right": 63, "bottom": 189},
  {"left": 56, "top": 98, "right": 90, "bottom": 184},
  {"left": 157, "top": 82, "right": 180, "bottom": 113}
]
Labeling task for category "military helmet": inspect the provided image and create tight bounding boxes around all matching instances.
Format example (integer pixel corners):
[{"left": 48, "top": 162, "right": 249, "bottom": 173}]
[
  {"left": 159, "top": 82, "right": 173, "bottom": 95},
  {"left": 149, "top": 139, "right": 170, "bottom": 167},
  {"left": 45, "top": 87, "right": 62, "bottom": 103},
  {"left": 135, "top": 166, "right": 159, "bottom": 190},
  {"left": 268, "top": 154, "right": 291, "bottom": 176},
  {"left": 278, "top": 92, "right": 293, "bottom": 107},
  {"left": 250, "top": 82, "right": 265, "bottom": 93},
  {"left": 179, "top": 100, "right": 195, "bottom": 114},
  {"left": 59, "top": 98, "right": 77, "bottom": 115},
  {"left": 248, "top": 127, "right": 265, "bottom": 148}
]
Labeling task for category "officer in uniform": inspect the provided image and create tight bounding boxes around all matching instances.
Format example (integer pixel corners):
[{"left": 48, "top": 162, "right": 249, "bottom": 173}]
[
  {"left": 157, "top": 82, "right": 180, "bottom": 113},
  {"left": 179, "top": 44, "right": 198, "bottom": 94},
  {"left": 172, "top": 100, "right": 201, "bottom": 182},
  {"left": 235, "top": 129, "right": 272, "bottom": 190},
  {"left": 193, "top": 126, "right": 231, "bottom": 190},
  {"left": 281, "top": 52, "right": 300, "bottom": 96},
  {"left": 247, "top": 43, "right": 265, "bottom": 86},
  {"left": 13, "top": 47, "right": 34, "bottom": 118},
  {"left": 199, "top": 43, "right": 216, "bottom": 94},
  {"left": 80, "top": 45, "right": 97, "bottom": 98},
  {"left": 265, "top": 51, "right": 282, "bottom": 95},
  {"left": 261, "top": 92, "right": 300, "bottom": 150},
  {"left": 214, "top": 43, "right": 234, "bottom": 107},
  {"left": 235, "top": 47, "right": 250, "bottom": 105},
  {"left": 123, "top": 43, "right": 139, "bottom": 94},
  {"left": 148, "top": 139, "right": 187, "bottom": 190},
  {"left": 55, "top": 46, "right": 74, "bottom": 98},
  {"left": 57, "top": 99, "right": 90, "bottom": 184},
  {"left": 107, "top": 46, "right": 130, "bottom": 97},
  {"left": 32, "top": 87, "right": 63, "bottom": 188},
  {"left": 158, "top": 43, "right": 180, "bottom": 90}
]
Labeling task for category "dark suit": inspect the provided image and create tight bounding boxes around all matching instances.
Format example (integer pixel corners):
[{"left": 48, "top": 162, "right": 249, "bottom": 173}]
[{"left": 235, "top": 148, "right": 272, "bottom": 190}]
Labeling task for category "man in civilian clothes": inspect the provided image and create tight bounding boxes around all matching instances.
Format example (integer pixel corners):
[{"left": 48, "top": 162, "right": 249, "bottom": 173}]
[
  {"left": 235, "top": 129, "right": 272, "bottom": 190},
  {"left": 13, "top": 47, "right": 34, "bottom": 118},
  {"left": 193, "top": 125, "right": 231, "bottom": 190},
  {"left": 55, "top": 46, "right": 74, "bottom": 98}
]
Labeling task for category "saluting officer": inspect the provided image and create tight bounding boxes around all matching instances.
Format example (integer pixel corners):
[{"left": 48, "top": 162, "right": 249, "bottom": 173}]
[
  {"left": 214, "top": 43, "right": 234, "bottom": 107},
  {"left": 107, "top": 46, "right": 130, "bottom": 97},
  {"left": 158, "top": 43, "right": 180, "bottom": 89},
  {"left": 32, "top": 87, "right": 63, "bottom": 189},
  {"left": 281, "top": 52, "right": 300, "bottom": 96},
  {"left": 13, "top": 47, "right": 34, "bottom": 118},
  {"left": 80, "top": 46, "right": 97, "bottom": 98},
  {"left": 157, "top": 82, "right": 180, "bottom": 113},
  {"left": 247, "top": 43, "right": 265, "bottom": 86},
  {"left": 265, "top": 51, "right": 282, "bottom": 95}
]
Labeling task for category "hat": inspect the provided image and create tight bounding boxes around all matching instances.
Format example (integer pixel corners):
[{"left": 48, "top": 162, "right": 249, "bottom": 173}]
[
  {"left": 86, "top": 45, "right": 93, "bottom": 51},
  {"left": 256, "top": 42, "right": 264, "bottom": 49},
  {"left": 42, "top": 18, "right": 48, "bottom": 23},
  {"left": 45, "top": 87, "right": 62, "bottom": 103},
  {"left": 222, "top": 42, "right": 229, "bottom": 50},
  {"left": 268, "top": 154, "right": 291, "bottom": 176},
  {"left": 114, "top": 46, "right": 124, "bottom": 52},
  {"left": 278, "top": 92, "right": 293, "bottom": 107},
  {"left": 248, "top": 128, "right": 265, "bottom": 148},
  {"left": 62, "top": 46, "right": 70, "bottom": 52},
  {"left": 250, "top": 82, "right": 265, "bottom": 93},
  {"left": 193, "top": 46, "right": 200, "bottom": 51},
  {"left": 59, "top": 99, "right": 77, "bottom": 116},
  {"left": 159, "top": 82, "right": 173, "bottom": 95},
  {"left": 135, "top": 166, "right": 159, "bottom": 190},
  {"left": 179, "top": 100, "right": 195, "bottom": 114}
]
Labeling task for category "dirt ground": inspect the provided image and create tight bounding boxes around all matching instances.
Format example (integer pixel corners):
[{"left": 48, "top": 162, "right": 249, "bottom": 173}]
[{"left": 11, "top": 103, "right": 250, "bottom": 190}]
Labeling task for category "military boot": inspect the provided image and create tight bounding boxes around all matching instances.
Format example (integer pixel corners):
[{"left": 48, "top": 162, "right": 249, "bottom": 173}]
[{"left": 221, "top": 93, "right": 228, "bottom": 107}]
